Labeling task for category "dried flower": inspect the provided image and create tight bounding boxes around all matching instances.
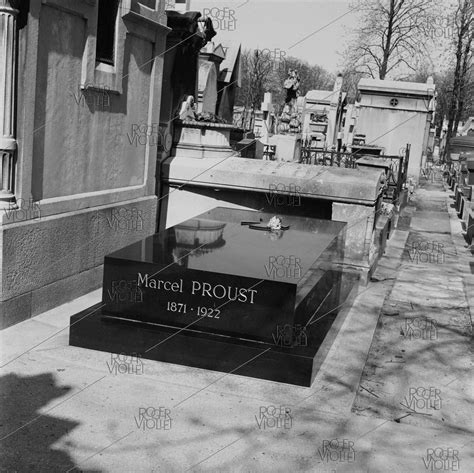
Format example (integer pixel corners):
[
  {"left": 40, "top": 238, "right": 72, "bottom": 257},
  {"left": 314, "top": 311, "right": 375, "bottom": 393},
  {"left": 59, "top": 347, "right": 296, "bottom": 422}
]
[
  {"left": 381, "top": 203, "right": 394, "bottom": 216},
  {"left": 267, "top": 216, "right": 282, "bottom": 231}
]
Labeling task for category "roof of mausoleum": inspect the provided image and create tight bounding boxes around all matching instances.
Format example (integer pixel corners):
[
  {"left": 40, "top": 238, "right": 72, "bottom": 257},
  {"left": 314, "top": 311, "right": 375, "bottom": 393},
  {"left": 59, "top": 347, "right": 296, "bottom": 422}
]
[
  {"left": 305, "top": 90, "right": 347, "bottom": 105},
  {"left": 358, "top": 78, "right": 435, "bottom": 97}
]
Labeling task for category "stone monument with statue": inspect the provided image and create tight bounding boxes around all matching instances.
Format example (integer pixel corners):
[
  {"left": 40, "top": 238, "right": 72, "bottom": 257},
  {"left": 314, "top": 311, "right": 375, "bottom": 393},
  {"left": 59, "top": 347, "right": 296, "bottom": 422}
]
[
  {"left": 171, "top": 41, "right": 243, "bottom": 159},
  {"left": 268, "top": 69, "right": 303, "bottom": 162}
]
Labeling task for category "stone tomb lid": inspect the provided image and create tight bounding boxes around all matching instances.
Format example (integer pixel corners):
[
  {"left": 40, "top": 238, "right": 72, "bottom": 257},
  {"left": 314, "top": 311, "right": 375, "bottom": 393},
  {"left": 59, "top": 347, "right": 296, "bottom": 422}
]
[
  {"left": 107, "top": 207, "right": 346, "bottom": 284},
  {"left": 356, "top": 156, "right": 393, "bottom": 169},
  {"left": 356, "top": 156, "right": 393, "bottom": 170}
]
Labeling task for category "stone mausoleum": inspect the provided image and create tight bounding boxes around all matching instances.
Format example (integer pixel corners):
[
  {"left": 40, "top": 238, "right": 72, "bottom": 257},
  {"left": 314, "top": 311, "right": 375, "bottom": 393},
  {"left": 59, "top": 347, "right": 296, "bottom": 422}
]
[
  {"left": 0, "top": 0, "right": 173, "bottom": 328},
  {"left": 354, "top": 78, "right": 436, "bottom": 182},
  {"left": 301, "top": 74, "right": 347, "bottom": 150}
]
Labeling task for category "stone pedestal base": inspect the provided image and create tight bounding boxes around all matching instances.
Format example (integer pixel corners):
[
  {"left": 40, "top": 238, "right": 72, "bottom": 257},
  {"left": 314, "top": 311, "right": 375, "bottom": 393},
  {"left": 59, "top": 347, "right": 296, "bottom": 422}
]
[
  {"left": 268, "top": 134, "right": 302, "bottom": 162},
  {"left": 70, "top": 303, "right": 347, "bottom": 386},
  {"left": 171, "top": 121, "right": 241, "bottom": 159}
]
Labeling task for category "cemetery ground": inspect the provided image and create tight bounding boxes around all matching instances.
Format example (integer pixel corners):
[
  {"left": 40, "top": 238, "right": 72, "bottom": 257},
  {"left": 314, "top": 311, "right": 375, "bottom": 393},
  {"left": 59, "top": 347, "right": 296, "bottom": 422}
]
[{"left": 0, "top": 180, "right": 472, "bottom": 472}]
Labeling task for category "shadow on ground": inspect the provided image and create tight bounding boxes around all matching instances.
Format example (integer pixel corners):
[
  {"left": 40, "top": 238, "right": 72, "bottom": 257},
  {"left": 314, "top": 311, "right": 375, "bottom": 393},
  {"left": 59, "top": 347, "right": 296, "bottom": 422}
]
[
  {"left": 352, "top": 180, "right": 473, "bottom": 433},
  {"left": 0, "top": 372, "right": 101, "bottom": 473}
]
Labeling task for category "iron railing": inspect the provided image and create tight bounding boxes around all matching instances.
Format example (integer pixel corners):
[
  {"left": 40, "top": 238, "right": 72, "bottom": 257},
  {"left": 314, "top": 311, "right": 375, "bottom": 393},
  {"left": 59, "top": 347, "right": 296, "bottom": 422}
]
[
  {"left": 298, "top": 143, "right": 411, "bottom": 205},
  {"left": 299, "top": 148, "right": 358, "bottom": 168}
]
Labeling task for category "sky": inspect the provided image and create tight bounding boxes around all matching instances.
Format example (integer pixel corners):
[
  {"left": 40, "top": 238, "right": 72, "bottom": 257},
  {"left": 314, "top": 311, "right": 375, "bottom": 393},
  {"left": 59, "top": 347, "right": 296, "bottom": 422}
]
[{"left": 189, "top": 0, "right": 358, "bottom": 74}]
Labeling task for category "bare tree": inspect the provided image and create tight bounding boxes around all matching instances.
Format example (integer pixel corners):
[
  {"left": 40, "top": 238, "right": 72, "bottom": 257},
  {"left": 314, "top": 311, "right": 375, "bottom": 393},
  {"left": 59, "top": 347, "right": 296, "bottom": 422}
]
[
  {"left": 409, "top": 66, "right": 457, "bottom": 136},
  {"left": 343, "top": 0, "right": 438, "bottom": 80},
  {"left": 235, "top": 49, "right": 276, "bottom": 129},
  {"left": 272, "top": 57, "right": 335, "bottom": 109},
  {"left": 236, "top": 49, "right": 335, "bottom": 114},
  {"left": 340, "top": 68, "right": 366, "bottom": 102},
  {"left": 237, "top": 49, "right": 274, "bottom": 109},
  {"left": 444, "top": 0, "right": 473, "bottom": 160}
]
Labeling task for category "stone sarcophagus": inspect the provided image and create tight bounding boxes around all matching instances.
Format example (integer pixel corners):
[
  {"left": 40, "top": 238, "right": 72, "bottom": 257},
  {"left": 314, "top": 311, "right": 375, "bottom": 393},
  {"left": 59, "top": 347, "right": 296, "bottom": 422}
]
[{"left": 171, "top": 120, "right": 241, "bottom": 159}]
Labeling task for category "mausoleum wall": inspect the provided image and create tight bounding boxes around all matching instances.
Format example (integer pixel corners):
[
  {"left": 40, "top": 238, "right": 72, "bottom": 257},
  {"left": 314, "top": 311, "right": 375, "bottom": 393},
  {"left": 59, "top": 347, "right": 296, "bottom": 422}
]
[
  {"left": 356, "top": 106, "right": 430, "bottom": 182},
  {"left": 0, "top": 0, "right": 170, "bottom": 328}
]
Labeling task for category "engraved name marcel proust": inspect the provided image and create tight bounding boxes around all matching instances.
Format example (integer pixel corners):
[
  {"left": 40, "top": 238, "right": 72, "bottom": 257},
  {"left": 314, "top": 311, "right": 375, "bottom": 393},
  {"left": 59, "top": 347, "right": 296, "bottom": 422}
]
[{"left": 107, "top": 273, "right": 260, "bottom": 320}]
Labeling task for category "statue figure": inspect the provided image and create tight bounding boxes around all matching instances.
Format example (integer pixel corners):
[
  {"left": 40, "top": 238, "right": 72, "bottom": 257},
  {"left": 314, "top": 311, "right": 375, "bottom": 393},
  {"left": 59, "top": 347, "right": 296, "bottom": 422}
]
[
  {"left": 278, "top": 69, "right": 302, "bottom": 134},
  {"left": 178, "top": 95, "right": 196, "bottom": 121},
  {"left": 197, "top": 17, "right": 217, "bottom": 48},
  {"left": 284, "top": 69, "right": 300, "bottom": 105}
]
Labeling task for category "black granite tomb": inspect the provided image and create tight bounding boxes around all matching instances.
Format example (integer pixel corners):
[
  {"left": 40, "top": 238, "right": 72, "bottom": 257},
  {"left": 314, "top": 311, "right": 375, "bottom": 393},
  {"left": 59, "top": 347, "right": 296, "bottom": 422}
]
[{"left": 69, "top": 208, "right": 358, "bottom": 386}]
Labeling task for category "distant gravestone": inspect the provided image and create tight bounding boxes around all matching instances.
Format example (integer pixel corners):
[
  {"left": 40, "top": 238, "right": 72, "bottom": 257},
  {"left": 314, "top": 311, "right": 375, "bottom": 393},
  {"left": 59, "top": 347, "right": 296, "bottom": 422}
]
[
  {"left": 197, "top": 61, "right": 218, "bottom": 115},
  {"left": 260, "top": 92, "right": 274, "bottom": 143},
  {"left": 197, "top": 42, "right": 225, "bottom": 116}
]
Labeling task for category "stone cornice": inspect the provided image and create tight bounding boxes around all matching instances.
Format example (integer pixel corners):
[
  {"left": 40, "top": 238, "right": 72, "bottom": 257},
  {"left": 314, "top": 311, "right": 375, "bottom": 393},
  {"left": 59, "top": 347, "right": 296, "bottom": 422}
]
[{"left": 0, "top": 0, "right": 20, "bottom": 14}]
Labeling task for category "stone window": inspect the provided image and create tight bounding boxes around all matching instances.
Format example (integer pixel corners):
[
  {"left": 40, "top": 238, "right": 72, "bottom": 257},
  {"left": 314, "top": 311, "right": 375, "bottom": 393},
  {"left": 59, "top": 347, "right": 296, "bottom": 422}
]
[
  {"left": 96, "top": 0, "right": 120, "bottom": 65},
  {"left": 79, "top": 0, "right": 166, "bottom": 94}
]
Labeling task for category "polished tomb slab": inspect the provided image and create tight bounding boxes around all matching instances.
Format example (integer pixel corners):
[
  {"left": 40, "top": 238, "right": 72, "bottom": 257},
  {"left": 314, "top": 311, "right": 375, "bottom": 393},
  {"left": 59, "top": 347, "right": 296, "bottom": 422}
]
[{"left": 70, "top": 208, "right": 359, "bottom": 386}]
